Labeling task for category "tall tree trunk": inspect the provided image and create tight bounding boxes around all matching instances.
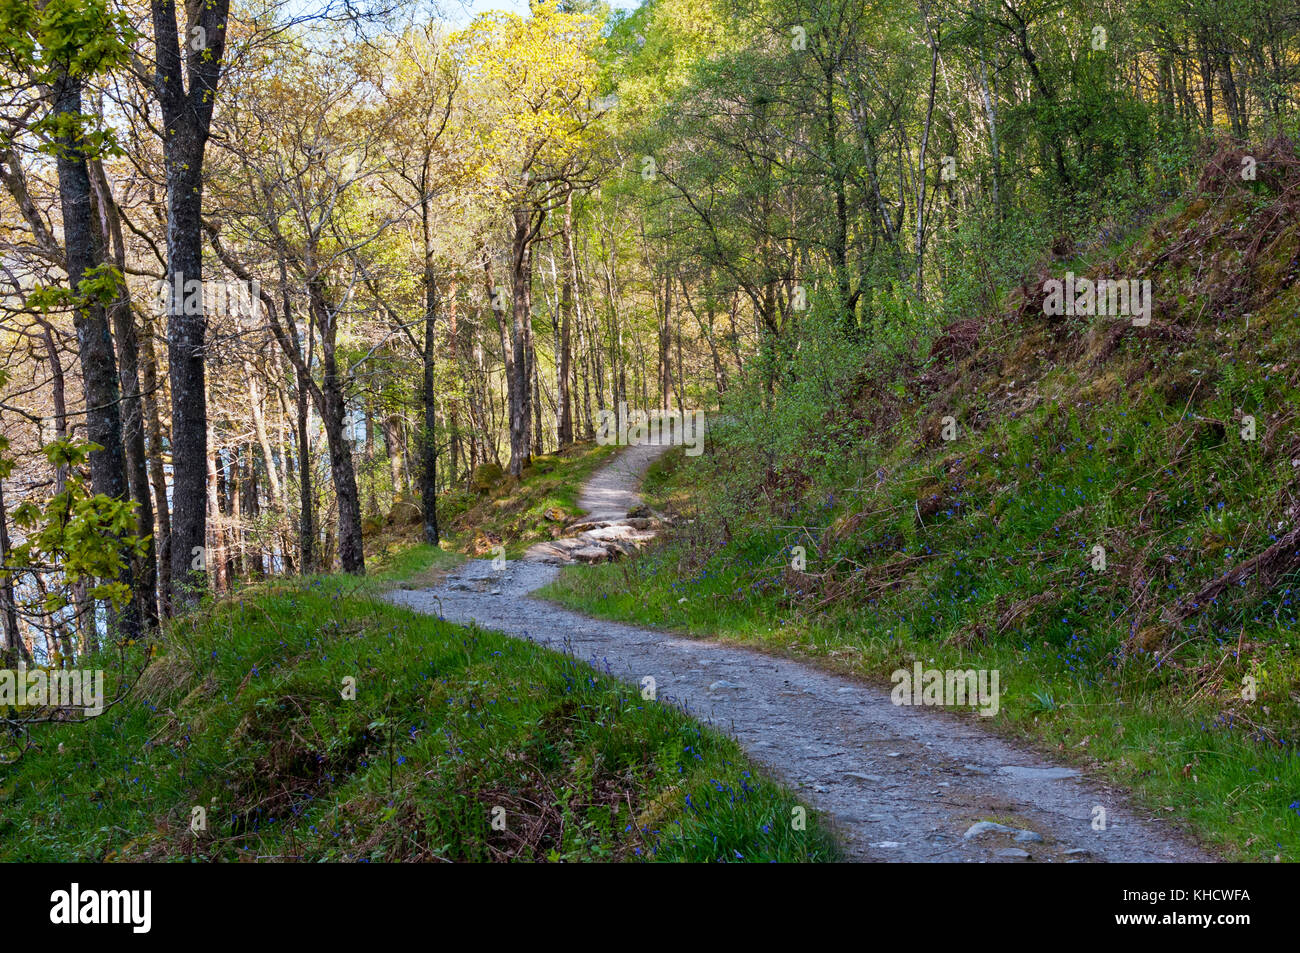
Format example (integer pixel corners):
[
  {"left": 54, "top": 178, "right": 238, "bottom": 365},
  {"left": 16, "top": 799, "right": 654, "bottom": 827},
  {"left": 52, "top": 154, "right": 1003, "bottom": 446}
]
[
  {"left": 88, "top": 159, "right": 157, "bottom": 629},
  {"left": 660, "top": 268, "right": 673, "bottom": 410},
  {"left": 53, "top": 69, "right": 140, "bottom": 642},
  {"left": 421, "top": 267, "right": 440, "bottom": 545},
  {"left": 823, "top": 58, "right": 853, "bottom": 328},
  {"left": 37, "top": 322, "right": 68, "bottom": 492},
  {"left": 295, "top": 364, "right": 314, "bottom": 574},
  {"left": 284, "top": 269, "right": 314, "bottom": 574},
  {"left": 1218, "top": 51, "right": 1245, "bottom": 138},
  {"left": 914, "top": 14, "right": 939, "bottom": 300},
  {"left": 243, "top": 449, "right": 263, "bottom": 578},
  {"left": 531, "top": 346, "right": 544, "bottom": 457},
  {"left": 318, "top": 376, "right": 364, "bottom": 574},
  {"left": 976, "top": 17, "right": 1002, "bottom": 220},
  {"left": 484, "top": 254, "right": 512, "bottom": 467},
  {"left": 507, "top": 207, "right": 535, "bottom": 476},
  {"left": 204, "top": 411, "right": 227, "bottom": 594},
  {"left": 382, "top": 416, "right": 405, "bottom": 502},
  {"left": 362, "top": 399, "right": 377, "bottom": 519},
  {"left": 557, "top": 189, "right": 577, "bottom": 445},
  {"left": 0, "top": 476, "right": 31, "bottom": 665},
  {"left": 313, "top": 290, "right": 365, "bottom": 575},
  {"left": 675, "top": 327, "right": 685, "bottom": 417},
  {"left": 445, "top": 281, "right": 459, "bottom": 489},
  {"left": 1197, "top": 29, "right": 1216, "bottom": 129},
  {"left": 228, "top": 445, "right": 244, "bottom": 580},
  {"left": 150, "top": 0, "right": 232, "bottom": 609},
  {"left": 245, "top": 361, "right": 283, "bottom": 509},
  {"left": 138, "top": 309, "right": 172, "bottom": 615},
  {"left": 34, "top": 322, "right": 92, "bottom": 647}
]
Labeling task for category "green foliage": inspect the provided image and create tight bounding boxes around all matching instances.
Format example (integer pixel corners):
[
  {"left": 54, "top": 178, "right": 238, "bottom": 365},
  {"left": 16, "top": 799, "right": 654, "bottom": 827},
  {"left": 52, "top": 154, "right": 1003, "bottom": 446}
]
[
  {"left": 6, "top": 441, "right": 146, "bottom": 614},
  {"left": 35, "top": 110, "right": 125, "bottom": 162},
  {"left": 0, "top": 0, "right": 133, "bottom": 159},
  {"left": 32, "top": 0, "right": 134, "bottom": 78},
  {"left": 25, "top": 264, "right": 124, "bottom": 314},
  {"left": 0, "top": 0, "right": 133, "bottom": 80}
]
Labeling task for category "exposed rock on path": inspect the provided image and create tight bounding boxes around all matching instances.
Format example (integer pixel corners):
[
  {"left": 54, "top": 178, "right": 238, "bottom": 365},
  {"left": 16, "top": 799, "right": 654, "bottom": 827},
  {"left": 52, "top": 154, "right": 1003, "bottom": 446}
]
[{"left": 528, "top": 441, "right": 672, "bottom": 565}]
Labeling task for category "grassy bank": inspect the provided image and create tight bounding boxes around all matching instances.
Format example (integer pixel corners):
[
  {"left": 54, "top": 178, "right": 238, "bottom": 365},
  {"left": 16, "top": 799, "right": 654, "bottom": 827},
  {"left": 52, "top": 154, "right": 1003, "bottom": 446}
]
[
  {"left": 0, "top": 545, "right": 834, "bottom": 862},
  {"left": 405, "top": 441, "right": 617, "bottom": 559}
]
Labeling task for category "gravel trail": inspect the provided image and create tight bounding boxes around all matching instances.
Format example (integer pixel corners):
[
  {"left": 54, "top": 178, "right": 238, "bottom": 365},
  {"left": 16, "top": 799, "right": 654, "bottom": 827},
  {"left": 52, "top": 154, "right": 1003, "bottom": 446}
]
[{"left": 388, "top": 442, "right": 1213, "bottom": 863}]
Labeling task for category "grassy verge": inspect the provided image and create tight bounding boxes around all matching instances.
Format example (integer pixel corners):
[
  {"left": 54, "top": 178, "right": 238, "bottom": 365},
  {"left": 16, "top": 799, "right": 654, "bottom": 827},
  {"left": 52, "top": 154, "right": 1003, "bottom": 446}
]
[
  {"left": 0, "top": 546, "right": 834, "bottom": 862},
  {"left": 368, "top": 541, "right": 466, "bottom": 587},
  {"left": 432, "top": 441, "right": 617, "bottom": 559}
]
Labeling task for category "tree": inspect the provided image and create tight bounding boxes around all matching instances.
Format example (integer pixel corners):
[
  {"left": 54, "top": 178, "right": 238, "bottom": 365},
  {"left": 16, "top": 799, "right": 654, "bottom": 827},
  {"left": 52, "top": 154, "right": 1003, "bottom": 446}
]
[
  {"left": 146, "top": 0, "right": 232, "bottom": 605},
  {"left": 376, "top": 22, "right": 462, "bottom": 545},
  {"left": 2, "top": 0, "right": 146, "bottom": 640},
  {"left": 457, "top": 2, "right": 605, "bottom": 476}
]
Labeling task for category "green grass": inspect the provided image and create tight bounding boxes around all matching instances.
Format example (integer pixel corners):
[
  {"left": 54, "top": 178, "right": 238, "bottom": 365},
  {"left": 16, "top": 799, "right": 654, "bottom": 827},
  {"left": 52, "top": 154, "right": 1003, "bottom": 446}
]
[
  {"left": 368, "top": 541, "right": 465, "bottom": 586},
  {"left": 0, "top": 554, "right": 835, "bottom": 862}
]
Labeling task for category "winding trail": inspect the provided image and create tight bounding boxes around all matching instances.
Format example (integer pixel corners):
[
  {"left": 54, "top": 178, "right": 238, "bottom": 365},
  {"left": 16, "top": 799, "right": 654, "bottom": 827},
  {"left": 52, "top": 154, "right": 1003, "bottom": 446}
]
[{"left": 389, "top": 441, "right": 1212, "bottom": 863}]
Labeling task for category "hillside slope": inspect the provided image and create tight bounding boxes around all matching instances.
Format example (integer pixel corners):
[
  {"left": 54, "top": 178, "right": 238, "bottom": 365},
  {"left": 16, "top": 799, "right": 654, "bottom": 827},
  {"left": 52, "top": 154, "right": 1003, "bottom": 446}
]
[{"left": 545, "top": 140, "right": 1300, "bottom": 861}]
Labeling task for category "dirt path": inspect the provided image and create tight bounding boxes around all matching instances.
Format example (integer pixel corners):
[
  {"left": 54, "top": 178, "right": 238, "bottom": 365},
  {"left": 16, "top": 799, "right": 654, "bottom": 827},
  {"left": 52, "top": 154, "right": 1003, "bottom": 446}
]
[
  {"left": 573, "top": 441, "right": 666, "bottom": 519},
  {"left": 389, "top": 442, "right": 1213, "bottom": 863}
]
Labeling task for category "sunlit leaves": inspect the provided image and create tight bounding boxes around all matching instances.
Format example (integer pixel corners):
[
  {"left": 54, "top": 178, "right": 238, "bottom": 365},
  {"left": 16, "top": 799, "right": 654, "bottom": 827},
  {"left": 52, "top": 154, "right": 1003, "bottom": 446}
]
[
  {"left": 0, "top": 0, "right": 133, "bottom": 80},
  {"left": 24, "top": 265, "right": 125, "bottom": 319},
  {"left": 454, "top": 1, "right": 605, "bottom": 201},
  {"left": 5, "top": 440, "right": 147, "bottom": 612}
]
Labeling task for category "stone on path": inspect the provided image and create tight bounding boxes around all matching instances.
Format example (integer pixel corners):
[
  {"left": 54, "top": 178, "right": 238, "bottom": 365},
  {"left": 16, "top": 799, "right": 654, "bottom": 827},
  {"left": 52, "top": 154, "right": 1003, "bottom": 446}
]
[{"left": 964, "top": 821, "right": 1019, "bottom": 840}]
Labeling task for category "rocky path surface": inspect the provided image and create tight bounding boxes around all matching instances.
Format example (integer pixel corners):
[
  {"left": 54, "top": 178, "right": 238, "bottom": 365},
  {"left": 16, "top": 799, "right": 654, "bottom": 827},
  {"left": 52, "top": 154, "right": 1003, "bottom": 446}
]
[
  {"left": 528, "top": 442, "right": 668, "bottom": 564},
  {"left": 389, "top": 441, "right": 1213, "bottom": 863}
]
